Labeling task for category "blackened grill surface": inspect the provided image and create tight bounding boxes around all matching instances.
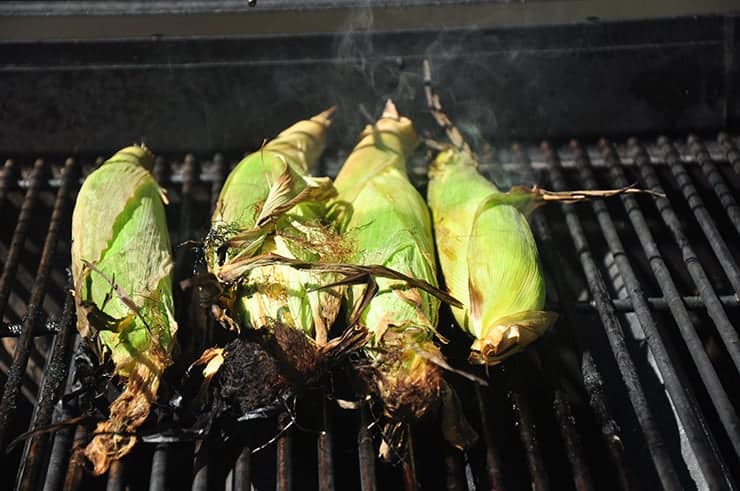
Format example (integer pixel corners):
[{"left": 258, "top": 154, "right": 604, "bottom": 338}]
[{"left": 1, "top": 135, "right": 739, "bottom": 490}]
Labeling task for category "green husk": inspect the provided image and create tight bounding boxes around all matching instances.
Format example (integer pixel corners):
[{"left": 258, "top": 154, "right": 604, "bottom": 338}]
[
  {"left": 427, "top": 147, "right": 557, "bottom": 366},
  {"left": 205, "top": 109, "right": 346, "bottom": 345},
  {"left": 421, "top": 70, "right": 658, "bottom": 366},
  {"left": 71, "top": 145, "right": 177, "bottom": 475},
  {"left": 427, "top": 142, "right": 656, "bottom": 366},
  {"left": 332, "top": 101, "right": 445, "bottom": 430},
  {"left": 426, "top": 140, "right": 660, "bottom": 367}
]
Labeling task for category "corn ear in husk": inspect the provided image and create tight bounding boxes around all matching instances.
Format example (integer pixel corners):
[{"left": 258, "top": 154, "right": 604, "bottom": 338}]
[
  {"left": 427, "top": 147, "right": 557, "bottom": 366},
  {"left": 422, "top": 69, "right": 659, "bottom": 366},
  {"left": 428, "top": 146, "right": 658, "bottom": 365},
  {"left": 205, "top": 109, "right": 345, "bottom": 345},
  {"left": 71, "top": 145, "right": 177, "bottom": 475},
  {"left": 332, "top": 102, "right": 468, "bottom": 450}
]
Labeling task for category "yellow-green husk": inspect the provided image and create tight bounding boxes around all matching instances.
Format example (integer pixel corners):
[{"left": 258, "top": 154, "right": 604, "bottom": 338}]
[
  {"left": 427, "top": 147, "right": 557, "bottom": 366},
  {"left": 206, "top": 109, "right": 345, "bottom": 344},
  {"left": 332, "top": 102, "right": 442, "bottom": 423},
  {"left": 71, "top": 145, "right": 177, "bottom": 475}
]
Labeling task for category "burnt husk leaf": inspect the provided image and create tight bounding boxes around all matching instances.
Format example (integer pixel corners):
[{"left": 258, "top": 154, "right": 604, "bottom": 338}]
[{"left": 210, "top": 337, "right": 292, "bottom": 421}]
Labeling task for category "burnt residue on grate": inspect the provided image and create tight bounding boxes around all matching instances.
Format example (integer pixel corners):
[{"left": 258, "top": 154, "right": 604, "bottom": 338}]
[{"left": 1, "top": 135, "right": 739, "bottom": 490}]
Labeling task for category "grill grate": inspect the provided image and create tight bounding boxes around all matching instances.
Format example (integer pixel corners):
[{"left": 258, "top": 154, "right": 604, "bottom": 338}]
[{"left": 1, "top": 134, "right": 739, "bottom": 490}]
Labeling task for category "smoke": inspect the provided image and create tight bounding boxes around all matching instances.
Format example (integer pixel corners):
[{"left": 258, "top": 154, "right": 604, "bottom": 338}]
[
  {"left": 423, "top": 32, "right": 515, "bottom": 187},
  {"left": 334, "top": 8, "right": 375, "bottom": 92},
  {"left": 329, "top": 5, "right": 510, "bottom": 186}
]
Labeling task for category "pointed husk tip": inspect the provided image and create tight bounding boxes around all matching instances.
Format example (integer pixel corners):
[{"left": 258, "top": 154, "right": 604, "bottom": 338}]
[
  {"left": 108, "top": 144, "right": 156, "bottom": 172},
  {"left": 382, "top": 99, "right": 399, "bottom": 119},
  {"left": 311, "top": 106, "right": 337, "bottom": 127}
]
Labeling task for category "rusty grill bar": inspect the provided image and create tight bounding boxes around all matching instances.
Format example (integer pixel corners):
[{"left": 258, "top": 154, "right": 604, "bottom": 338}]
[{"left": 1, "top": 134, "right": 739, "bottom": 490}]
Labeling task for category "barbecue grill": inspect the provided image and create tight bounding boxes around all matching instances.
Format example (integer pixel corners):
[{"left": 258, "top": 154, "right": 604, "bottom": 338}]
[{"left": 2, "top": 2, "right": 740, "bottom": 490}]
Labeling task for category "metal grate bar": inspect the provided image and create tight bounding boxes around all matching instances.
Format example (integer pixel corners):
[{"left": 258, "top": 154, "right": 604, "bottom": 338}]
[
  {"left": 443, "top": 444, "right": 467, "bottom": 491},
  {"left": 516, "top": 144, "right": 632, "bottom": 490},
  {"left": 658, "top": 137, "right": 740, "bottom": 296},
  {"left": 474, "top": 385, "right": 505, "bottom": 490},
  {"left": 551, "top": 379, "right": 593, "bottom": 491},
  {"left": 9, "top": 290, "right": 739, "bottom": 338},
  {"left": 539, "top": 142, "right": 683, "bottom": 489},
  {"left": 0, "top": 158, "right": 73, "bottom": 448},
  {"left": 192, "top": 440, "right": 209, "bottom": 490},
  {"left": 17, "top": 289, "right": 76, "bottom": 489},
  {"left": 599, "top": 140, "right": 740, "bottom": 459},
  {"left": 576, "top": 294, "right": 740, "bottom": 312},
  {"left": 149, "top": 443, "right": 168, "bottom": 491},
  {"left": 232, "top": 445, "right": 251, "bottom": 491},
  {"left": 569, "top": 139, "right": 730, "bottom": 487},
  {"left": 0, "top": 319, "right": 58, "bottom": 337},
  {"left": 106, "top": 460, "right": 125, "bottom": 491},
  {"left": 402, "top": 429, "right": 417, "bottom": 491},
  {"left": 628, "top": 140, "right": 740, "bottom": 376},
  {"left": 62, "top": 424, "right": 88, "bottom": 490},
  {"left": 276, "top": 415, "right": 293, "bottom": 491},
  {"left": 718, "top": 133, "right": 740, "bottom": 175},
  {"left": 318, "top": 394, "right": 335, "bottom": 491},
  {"left": 0, "top": 159, "right": 18, "bottom": 217},
  {"left": 43, "top": 334, "right": 82, "bottom": 491},
  {"left": 43, "top": 412, "right": 75, "bottom": 491},
  {"left": 357, "top": 407, "right": 377, "bottom": 491},
  {"left": 0, "top": 158, "right": 45, "bottom": 319},
  {"left": 688, "top": 135, "right": 740, "bottom": 236},
  {"left": 509, "top": 362, "right": 549, "bottom": 491},
  {"left": 11, "top": 294, "right": 740, "bottom": 328}
]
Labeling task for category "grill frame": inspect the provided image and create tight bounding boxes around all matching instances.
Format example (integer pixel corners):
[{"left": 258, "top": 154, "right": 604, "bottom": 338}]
[
  {"left": 0, "top": 135, "right": 738, "bottom": 490},
  {"left": 2, "top": 13, "right": 740, "bottom": 155}
]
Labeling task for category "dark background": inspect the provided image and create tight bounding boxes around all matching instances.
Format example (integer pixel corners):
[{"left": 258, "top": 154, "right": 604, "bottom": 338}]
[{"left": 0, "top": 2, "right": 739, "bottom": 156}]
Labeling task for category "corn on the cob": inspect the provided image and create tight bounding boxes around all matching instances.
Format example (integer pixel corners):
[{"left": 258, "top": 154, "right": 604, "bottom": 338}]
[
  {"left": 71, "top": 145, "right": 177, "bottom": 475},
  {"left": 205, "top": 109, "right": 346, "bottom": 344},
  {"left": 427, "top": 147, "right": 558, "bottom": 366},
  {"left": 332, "top": 101, "right": 444, "bottom": 431}
]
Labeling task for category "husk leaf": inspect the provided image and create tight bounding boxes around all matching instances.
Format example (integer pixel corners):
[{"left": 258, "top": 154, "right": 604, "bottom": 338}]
[
  {"left": 71, "top": 145, "right": 177, "bottom": 474},
  {"left": 332, "top": 101, "right": 445, "bottom": 433},
  {"left": 205, "top": 109, "right": 345, "bottom": 343},
  {"left": 427, "top": 147, "right": 557, "bottom": 366}
]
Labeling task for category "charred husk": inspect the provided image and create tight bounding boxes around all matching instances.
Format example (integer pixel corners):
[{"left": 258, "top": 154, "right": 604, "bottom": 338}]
[{"left": 208, "top": 323, "right": 321, "bottom": 421}]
